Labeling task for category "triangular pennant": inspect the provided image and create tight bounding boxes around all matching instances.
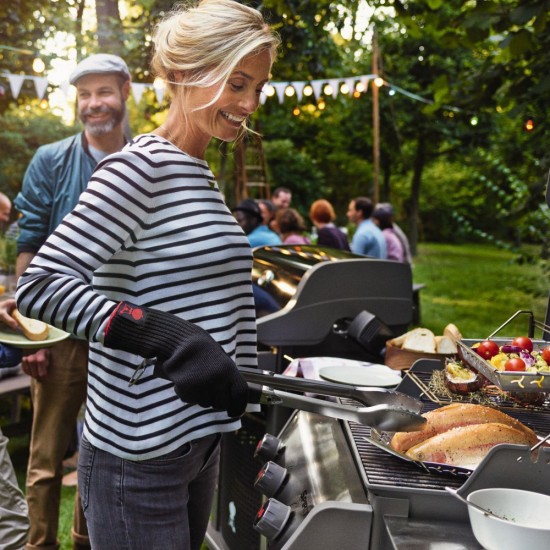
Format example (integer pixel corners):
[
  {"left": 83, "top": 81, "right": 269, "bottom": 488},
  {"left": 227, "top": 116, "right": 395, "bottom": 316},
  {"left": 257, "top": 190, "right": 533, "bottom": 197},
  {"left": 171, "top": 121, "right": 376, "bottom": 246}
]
[
  {"left": 360, "top": 76, "right": 371, "bottom": 92},
  {"left": 293, "top": 81, "right": 305, "bottom": 102},
  {"left": 7, "top": 74, "right": 25, "bottom": 99},
  {"left": 33, "top": 77, "right": 49, "bottom": 99},
  {"left": 59, "top": 80, "right": 71, "bottom": 97},
  {"left": 311, "top": 81, "right": 323, "bottom": 99},
  {"left": 131, "top": 83, "right": 147, "bottom": 105},
  {"left": 345, "top": 78, "right": 356, "bottom": 95},
  {"left": 273, "top": 83, "right": 286, "bottom": 104},
  {"left": 153, "top": 85, "right": 164, "bottom": 105},
  {"left": 329, "top": 78, "right": 340, "bottom": 98}
]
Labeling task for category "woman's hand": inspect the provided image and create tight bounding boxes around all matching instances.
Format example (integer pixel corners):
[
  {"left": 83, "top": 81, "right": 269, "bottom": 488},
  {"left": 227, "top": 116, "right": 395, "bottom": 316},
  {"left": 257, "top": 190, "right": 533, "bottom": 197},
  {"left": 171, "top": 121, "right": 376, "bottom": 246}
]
[{"left": 0, "top": 299, "right": 19, "bottom": 331}]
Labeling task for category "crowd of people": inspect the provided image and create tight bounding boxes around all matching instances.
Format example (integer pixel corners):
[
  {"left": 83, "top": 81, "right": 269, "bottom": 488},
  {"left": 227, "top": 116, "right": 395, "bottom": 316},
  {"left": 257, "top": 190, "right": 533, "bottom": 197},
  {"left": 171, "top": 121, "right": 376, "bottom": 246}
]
[
  {"left": 0, "top": 1, "right": 414, "bottom": 548},
  {"left": 234, "top": 190, "right": 412, "bottom": 263}
]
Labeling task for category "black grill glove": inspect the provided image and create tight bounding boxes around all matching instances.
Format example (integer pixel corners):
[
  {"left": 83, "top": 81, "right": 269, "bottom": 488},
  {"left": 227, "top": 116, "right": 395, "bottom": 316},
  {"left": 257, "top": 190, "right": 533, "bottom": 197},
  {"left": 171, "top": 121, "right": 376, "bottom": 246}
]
[{"left": 104, "top": 301, "right": 249, "bottom": 417}]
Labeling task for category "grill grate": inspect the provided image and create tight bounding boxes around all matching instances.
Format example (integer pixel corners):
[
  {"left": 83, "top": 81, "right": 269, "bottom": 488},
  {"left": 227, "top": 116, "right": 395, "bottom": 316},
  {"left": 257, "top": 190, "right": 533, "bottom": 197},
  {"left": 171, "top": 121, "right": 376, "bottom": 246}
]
[{"left": 342, "top": 368, "right": 550, "bottom": 494}]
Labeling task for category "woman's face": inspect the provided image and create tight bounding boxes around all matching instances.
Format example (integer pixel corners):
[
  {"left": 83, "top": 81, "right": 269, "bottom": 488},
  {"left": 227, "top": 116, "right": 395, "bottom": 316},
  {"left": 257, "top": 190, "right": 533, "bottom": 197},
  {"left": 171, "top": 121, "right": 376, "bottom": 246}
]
[{"left": 186, "top": 50, "right": 272, "bottom": 149}]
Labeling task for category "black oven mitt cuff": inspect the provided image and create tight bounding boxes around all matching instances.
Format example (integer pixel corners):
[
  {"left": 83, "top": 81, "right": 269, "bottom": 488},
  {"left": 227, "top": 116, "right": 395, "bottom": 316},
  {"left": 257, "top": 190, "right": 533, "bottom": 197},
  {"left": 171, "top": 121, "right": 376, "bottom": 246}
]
[{"left": 104, "top": 301, "right": 249, "bottom": 417}]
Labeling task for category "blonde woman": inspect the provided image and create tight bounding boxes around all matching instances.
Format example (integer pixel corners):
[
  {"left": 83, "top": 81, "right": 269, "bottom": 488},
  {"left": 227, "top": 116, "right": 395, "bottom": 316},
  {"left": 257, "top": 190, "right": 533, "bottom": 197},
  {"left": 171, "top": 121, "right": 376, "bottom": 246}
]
[{"left": 15, "top": 1, "right": 279, "bottom": 548}]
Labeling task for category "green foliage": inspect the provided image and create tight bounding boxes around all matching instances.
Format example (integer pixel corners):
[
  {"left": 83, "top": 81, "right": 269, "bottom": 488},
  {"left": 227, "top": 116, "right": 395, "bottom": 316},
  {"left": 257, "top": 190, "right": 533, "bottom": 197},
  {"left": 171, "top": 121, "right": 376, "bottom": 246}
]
[
  {"left": 263, "top": 139, "right": 325, "bottom": 218},
  {"left": 0, "top": 104, "right": 74, "bottom": 197}
]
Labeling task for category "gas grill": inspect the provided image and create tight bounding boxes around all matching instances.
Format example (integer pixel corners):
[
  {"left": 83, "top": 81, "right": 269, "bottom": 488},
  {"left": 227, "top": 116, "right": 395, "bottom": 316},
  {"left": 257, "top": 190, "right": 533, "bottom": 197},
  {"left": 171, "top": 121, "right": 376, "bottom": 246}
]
[
  {"left": 206, "top": 233, "right": 550, "bottom": 549},
  {"left": 250, "top": 358, "right": 550, "bottom": 549}
]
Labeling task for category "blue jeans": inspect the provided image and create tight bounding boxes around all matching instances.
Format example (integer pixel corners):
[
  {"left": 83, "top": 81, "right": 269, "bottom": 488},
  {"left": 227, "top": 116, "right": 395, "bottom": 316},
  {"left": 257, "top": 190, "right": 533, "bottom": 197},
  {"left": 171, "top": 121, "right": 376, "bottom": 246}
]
[{"left": 78, "top": 433, "right": 221, "bottom": 550}]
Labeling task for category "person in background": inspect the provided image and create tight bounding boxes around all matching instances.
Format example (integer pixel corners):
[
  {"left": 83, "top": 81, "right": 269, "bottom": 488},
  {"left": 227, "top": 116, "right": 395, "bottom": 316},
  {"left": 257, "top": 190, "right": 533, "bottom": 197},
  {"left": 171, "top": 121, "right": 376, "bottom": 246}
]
[
  {"left": 13, "top": 53, "right": 131, "bottom": 550},
  {"left": 233, "top": 198, "right": 281, "bottom": 247},
  {"left": 15, "top": 2, "right": 279, "bottom": 548},
  {"left": 258, "top": 198, "right": 277, "bottom": 227},
  {"left": 273, "top": 207, "right": 311, "bottom": 245},
  {"left": 0, "top": 301, "right": 29, "bottom": 549},
  {"left": 346, "top": 196, "right": 387, "bottom": 259},
  {"left": 0, "top": 193, "right": 12, "bottom": 229},
  {"left": 377, "top": 202, "right": 413, "bottom": 265},
  {"left": 372, "top": 203, "right": 405, "bottom": 262},
  {"left": 309, "top": 199, "right": 350, "bottom": 251},
  {"left": 271, "top": 186, "right": 292, "bottom": 210}
]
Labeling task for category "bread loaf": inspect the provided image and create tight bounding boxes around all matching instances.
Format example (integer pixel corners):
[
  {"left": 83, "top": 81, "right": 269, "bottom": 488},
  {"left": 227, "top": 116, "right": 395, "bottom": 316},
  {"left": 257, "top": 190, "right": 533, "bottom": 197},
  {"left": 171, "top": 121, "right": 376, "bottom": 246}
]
[
  {"left": 11, "top": 310, "right": 49, "bottom": 341},
  {"left": 443, "top": 323, "right": 462, "bottom": 343},
  {"left": 402, "top": 328, "right": 436, "bottom": 353},
  {"left": 435, "top": 335, "right": 458, "bottom": 354}
]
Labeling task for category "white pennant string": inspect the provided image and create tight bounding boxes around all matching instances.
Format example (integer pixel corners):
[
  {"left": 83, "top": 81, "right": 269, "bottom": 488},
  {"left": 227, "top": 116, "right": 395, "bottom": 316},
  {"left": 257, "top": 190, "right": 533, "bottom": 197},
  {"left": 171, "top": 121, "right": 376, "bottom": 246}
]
[
  {"left": 311, "top": 81, "right": 323, "bottom": 99},
  {"left": 33, "top": 77, "right": 49, "bottom": 99},
  {"left": 273, "top": 83, "right": 286, "bottom": 104},
  {"left": 131, "top": 83, "right": 148, "bottom": 105},
  {"left": 329, "top": 78, "right": 340, "bottom": 98},
  {"left": 7, "top": 74, "right": 25, "bottom": 99},
  {"left": 293, "top": 81, "right": 306, "bottom": 102}
]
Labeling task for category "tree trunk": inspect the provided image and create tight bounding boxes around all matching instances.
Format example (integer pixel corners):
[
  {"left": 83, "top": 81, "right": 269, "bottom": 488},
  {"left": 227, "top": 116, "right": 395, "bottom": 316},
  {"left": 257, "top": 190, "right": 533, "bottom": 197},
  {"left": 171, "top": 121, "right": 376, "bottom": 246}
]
[
  {"left": 408, "top": 137, "right": 425, "bottom": 256},
  {"left": 95, "top": 0, "right": 124, "bottom": 54}
]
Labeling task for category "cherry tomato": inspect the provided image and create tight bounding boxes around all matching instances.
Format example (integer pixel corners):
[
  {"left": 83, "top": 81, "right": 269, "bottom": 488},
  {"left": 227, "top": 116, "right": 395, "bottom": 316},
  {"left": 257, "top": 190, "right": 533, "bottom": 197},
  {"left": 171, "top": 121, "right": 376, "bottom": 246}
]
[
  {"left": 504, "top": 357, "right": 526, "bottom": 371},
  {"left": 475, "top": 340, "right": 500, "bottom": 360},
  {"left": 542, "top": 346, "right": 550, "bottom": 363},
  {"left": 511, "top": 336, "right": 533, "bottom": 352}
]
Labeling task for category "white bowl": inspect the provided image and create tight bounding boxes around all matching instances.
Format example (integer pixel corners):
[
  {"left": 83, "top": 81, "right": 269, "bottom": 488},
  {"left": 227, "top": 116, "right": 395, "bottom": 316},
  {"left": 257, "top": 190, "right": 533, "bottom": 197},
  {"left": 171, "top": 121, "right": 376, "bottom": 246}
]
[{"left": 467, "top": 488, "right": 550, "bottom": 550}]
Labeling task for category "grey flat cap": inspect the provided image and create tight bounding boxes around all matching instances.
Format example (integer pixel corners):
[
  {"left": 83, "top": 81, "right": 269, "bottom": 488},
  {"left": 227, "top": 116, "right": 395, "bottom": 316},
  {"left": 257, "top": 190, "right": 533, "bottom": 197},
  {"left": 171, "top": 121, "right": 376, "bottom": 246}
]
[{"left": 69, "top": 54, "right": 130, "bottom": 85}]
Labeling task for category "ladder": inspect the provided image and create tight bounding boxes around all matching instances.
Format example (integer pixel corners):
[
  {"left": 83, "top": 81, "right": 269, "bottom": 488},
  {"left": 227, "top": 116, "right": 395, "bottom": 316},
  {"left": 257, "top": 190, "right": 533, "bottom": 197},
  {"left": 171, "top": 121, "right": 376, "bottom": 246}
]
[{"left": 234, "top": 125, "right": 270, "bottom": 203}]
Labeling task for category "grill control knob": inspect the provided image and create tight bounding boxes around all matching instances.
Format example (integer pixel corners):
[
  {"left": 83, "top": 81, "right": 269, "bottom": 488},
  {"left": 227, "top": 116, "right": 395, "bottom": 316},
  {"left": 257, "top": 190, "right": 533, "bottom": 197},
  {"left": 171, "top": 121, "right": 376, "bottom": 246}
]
[
  {"left": 255, "top": 433, "right": 284, "bottom": 462},
  {"left": 254, "top": 461, "right": 288, "bottom": 497},
  {"left": 253, "top": 498, "right": 292, "bottom": 541}
]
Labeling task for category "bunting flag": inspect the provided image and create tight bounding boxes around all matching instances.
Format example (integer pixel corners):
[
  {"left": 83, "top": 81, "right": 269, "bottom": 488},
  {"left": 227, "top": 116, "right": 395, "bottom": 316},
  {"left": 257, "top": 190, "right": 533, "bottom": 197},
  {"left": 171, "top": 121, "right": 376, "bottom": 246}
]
[
  {"left": 6, "top": 74, "right": 25, "bottom": 99},
  {"left": 0, "top": 70, "right": 460, "bottom": 112}
]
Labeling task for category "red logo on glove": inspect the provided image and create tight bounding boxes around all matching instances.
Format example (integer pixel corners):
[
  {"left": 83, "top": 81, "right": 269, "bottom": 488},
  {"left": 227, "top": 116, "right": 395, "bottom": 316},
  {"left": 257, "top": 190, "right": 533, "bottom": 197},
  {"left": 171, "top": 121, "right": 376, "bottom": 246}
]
[{"left": 119, "top": 303, "right": 144, "bottom": 321}]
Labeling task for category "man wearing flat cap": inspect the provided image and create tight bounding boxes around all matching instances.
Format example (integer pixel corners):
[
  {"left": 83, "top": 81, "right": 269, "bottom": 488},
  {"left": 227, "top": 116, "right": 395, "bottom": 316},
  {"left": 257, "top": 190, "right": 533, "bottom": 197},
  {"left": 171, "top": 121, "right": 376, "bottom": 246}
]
[{"left": 12, "top": 53, "right": 131, "bottom": 550}]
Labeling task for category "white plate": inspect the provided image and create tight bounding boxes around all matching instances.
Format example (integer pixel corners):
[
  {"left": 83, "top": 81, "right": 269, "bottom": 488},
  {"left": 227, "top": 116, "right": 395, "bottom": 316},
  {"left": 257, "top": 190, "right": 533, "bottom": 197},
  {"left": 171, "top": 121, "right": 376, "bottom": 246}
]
[
  {"left": 319, "top": 364, "right": 402, "bottom": 387},
  {"left": 0, "top": 325, "right": 70, "bottom": 349}
]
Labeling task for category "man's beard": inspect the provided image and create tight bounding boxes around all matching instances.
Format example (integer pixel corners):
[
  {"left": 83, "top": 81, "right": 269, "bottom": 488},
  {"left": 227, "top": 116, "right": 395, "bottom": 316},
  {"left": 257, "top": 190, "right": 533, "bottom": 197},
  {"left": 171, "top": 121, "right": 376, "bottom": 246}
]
[{"left": 79, "top": 103, "right": 126, "bottom": 136}]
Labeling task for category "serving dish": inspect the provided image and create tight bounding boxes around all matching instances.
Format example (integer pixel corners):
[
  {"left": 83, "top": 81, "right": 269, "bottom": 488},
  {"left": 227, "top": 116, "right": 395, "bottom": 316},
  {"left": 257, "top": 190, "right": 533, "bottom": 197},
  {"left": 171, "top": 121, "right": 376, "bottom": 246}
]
[
  {"left": 458, "top": 338, "right": 550, "bottom": 393},
  {"left": 467, "top": 488, "right": 550, "bottom": 550}
]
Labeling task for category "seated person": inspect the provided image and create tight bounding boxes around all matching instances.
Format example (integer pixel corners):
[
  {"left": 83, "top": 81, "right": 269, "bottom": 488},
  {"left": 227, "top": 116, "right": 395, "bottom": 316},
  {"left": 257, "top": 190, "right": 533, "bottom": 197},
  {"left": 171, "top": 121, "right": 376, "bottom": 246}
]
[
  {"left": 273, "top": 208, "right": 311, "bottom": 245},
  {"left": 232, "top": 199, "right": 281, "bottom": 247}
]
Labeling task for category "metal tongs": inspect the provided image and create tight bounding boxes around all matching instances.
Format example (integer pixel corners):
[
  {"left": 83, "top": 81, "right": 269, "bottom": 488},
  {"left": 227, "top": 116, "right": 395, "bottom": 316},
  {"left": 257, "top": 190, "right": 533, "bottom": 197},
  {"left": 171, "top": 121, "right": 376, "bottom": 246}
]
[{"left": 239, "top": 366, "right": 426, "bottom": 433}]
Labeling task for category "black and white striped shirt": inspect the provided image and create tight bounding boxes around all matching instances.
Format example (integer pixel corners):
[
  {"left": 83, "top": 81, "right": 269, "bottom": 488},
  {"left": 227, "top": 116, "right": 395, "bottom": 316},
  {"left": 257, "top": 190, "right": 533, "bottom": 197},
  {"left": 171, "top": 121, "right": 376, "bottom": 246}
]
[{"left": 16, "top": 134, "right": 258, "bottom": 460}]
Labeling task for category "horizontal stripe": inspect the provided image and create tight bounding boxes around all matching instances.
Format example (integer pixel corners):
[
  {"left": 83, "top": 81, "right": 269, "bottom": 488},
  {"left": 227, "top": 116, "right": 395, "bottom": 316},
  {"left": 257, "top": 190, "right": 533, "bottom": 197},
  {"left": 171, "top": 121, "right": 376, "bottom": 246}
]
[{"left": 16, "top": 134, "right": 257, "bottom": 460}]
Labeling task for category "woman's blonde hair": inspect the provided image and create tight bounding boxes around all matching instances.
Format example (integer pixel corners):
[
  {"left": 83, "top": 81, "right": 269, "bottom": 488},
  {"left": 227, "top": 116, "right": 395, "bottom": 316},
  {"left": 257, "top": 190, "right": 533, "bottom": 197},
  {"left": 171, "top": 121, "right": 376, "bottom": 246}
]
[{"left": 151, "top": 0, "right": 280, "bottom": 134}]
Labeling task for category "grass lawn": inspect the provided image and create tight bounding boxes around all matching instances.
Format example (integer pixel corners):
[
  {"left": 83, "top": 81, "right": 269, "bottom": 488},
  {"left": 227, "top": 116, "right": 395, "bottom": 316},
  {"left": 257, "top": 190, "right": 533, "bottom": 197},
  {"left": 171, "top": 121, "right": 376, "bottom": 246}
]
[
  {"left": 3, "top": 241, "right": 548, "bottom": 549},
  {"left": 413, "top": 242, "right": 548, "bottom": 339}
]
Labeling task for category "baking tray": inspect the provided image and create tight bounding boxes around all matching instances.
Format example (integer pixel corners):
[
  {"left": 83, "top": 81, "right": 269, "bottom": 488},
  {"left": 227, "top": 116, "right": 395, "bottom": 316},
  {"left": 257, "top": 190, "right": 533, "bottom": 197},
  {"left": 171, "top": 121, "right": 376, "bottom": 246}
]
[{"left": 458, "top": 338, "right": 549, "bottom": 393}]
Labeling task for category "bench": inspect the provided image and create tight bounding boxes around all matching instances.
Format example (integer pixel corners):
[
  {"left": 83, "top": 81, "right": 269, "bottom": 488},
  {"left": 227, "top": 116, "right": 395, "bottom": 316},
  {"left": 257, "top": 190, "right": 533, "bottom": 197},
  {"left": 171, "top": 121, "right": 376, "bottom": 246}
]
[
  {"left": 412, "top": 283, "right": 426, "bottom": 325},
  {"left": 0, "top": 370, "right": 31, "bottom": 435}
]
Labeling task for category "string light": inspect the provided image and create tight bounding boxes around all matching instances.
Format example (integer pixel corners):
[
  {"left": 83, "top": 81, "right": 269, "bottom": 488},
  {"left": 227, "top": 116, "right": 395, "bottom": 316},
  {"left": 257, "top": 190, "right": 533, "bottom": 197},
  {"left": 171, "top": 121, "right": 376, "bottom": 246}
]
[
  {"left": 32, "top": 58, "right": 45, "bottom": 73},
  {"left": 340, "top": 83, "right": 350, "bottom": 95},
  {"left": 303, "top": 85, "right": 313, "bottom": 97},
  {"left": 355, "top": 82, "right": 366, "bottom": 93},
  {"left": 323, "top": 83, "right": 333, "bottom": 96},
  {"left": 263, "top": 84, "right": 275, "bottom": 97},
  {"left": 292, "top": 106, "right": 300, "bottom": 116},
  {"left": 373, "top": 77, "right": 384, "bottom": 88},
  {"left": 284, "top": 85, "right": 295, "bottom": 97}
]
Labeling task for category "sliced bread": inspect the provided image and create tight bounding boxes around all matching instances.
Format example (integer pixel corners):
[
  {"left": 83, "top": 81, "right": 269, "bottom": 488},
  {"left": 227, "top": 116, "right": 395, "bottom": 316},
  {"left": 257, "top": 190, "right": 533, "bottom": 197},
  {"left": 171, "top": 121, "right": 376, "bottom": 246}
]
[
  {"left": 11, "top": 309, "right": 49, "bottom": 341},
  {"left": 435, "top": 335, "right": 458, "bottom": 354},
  {"left": 402, "top": 328, "right": 436, "bottom": 353}
]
